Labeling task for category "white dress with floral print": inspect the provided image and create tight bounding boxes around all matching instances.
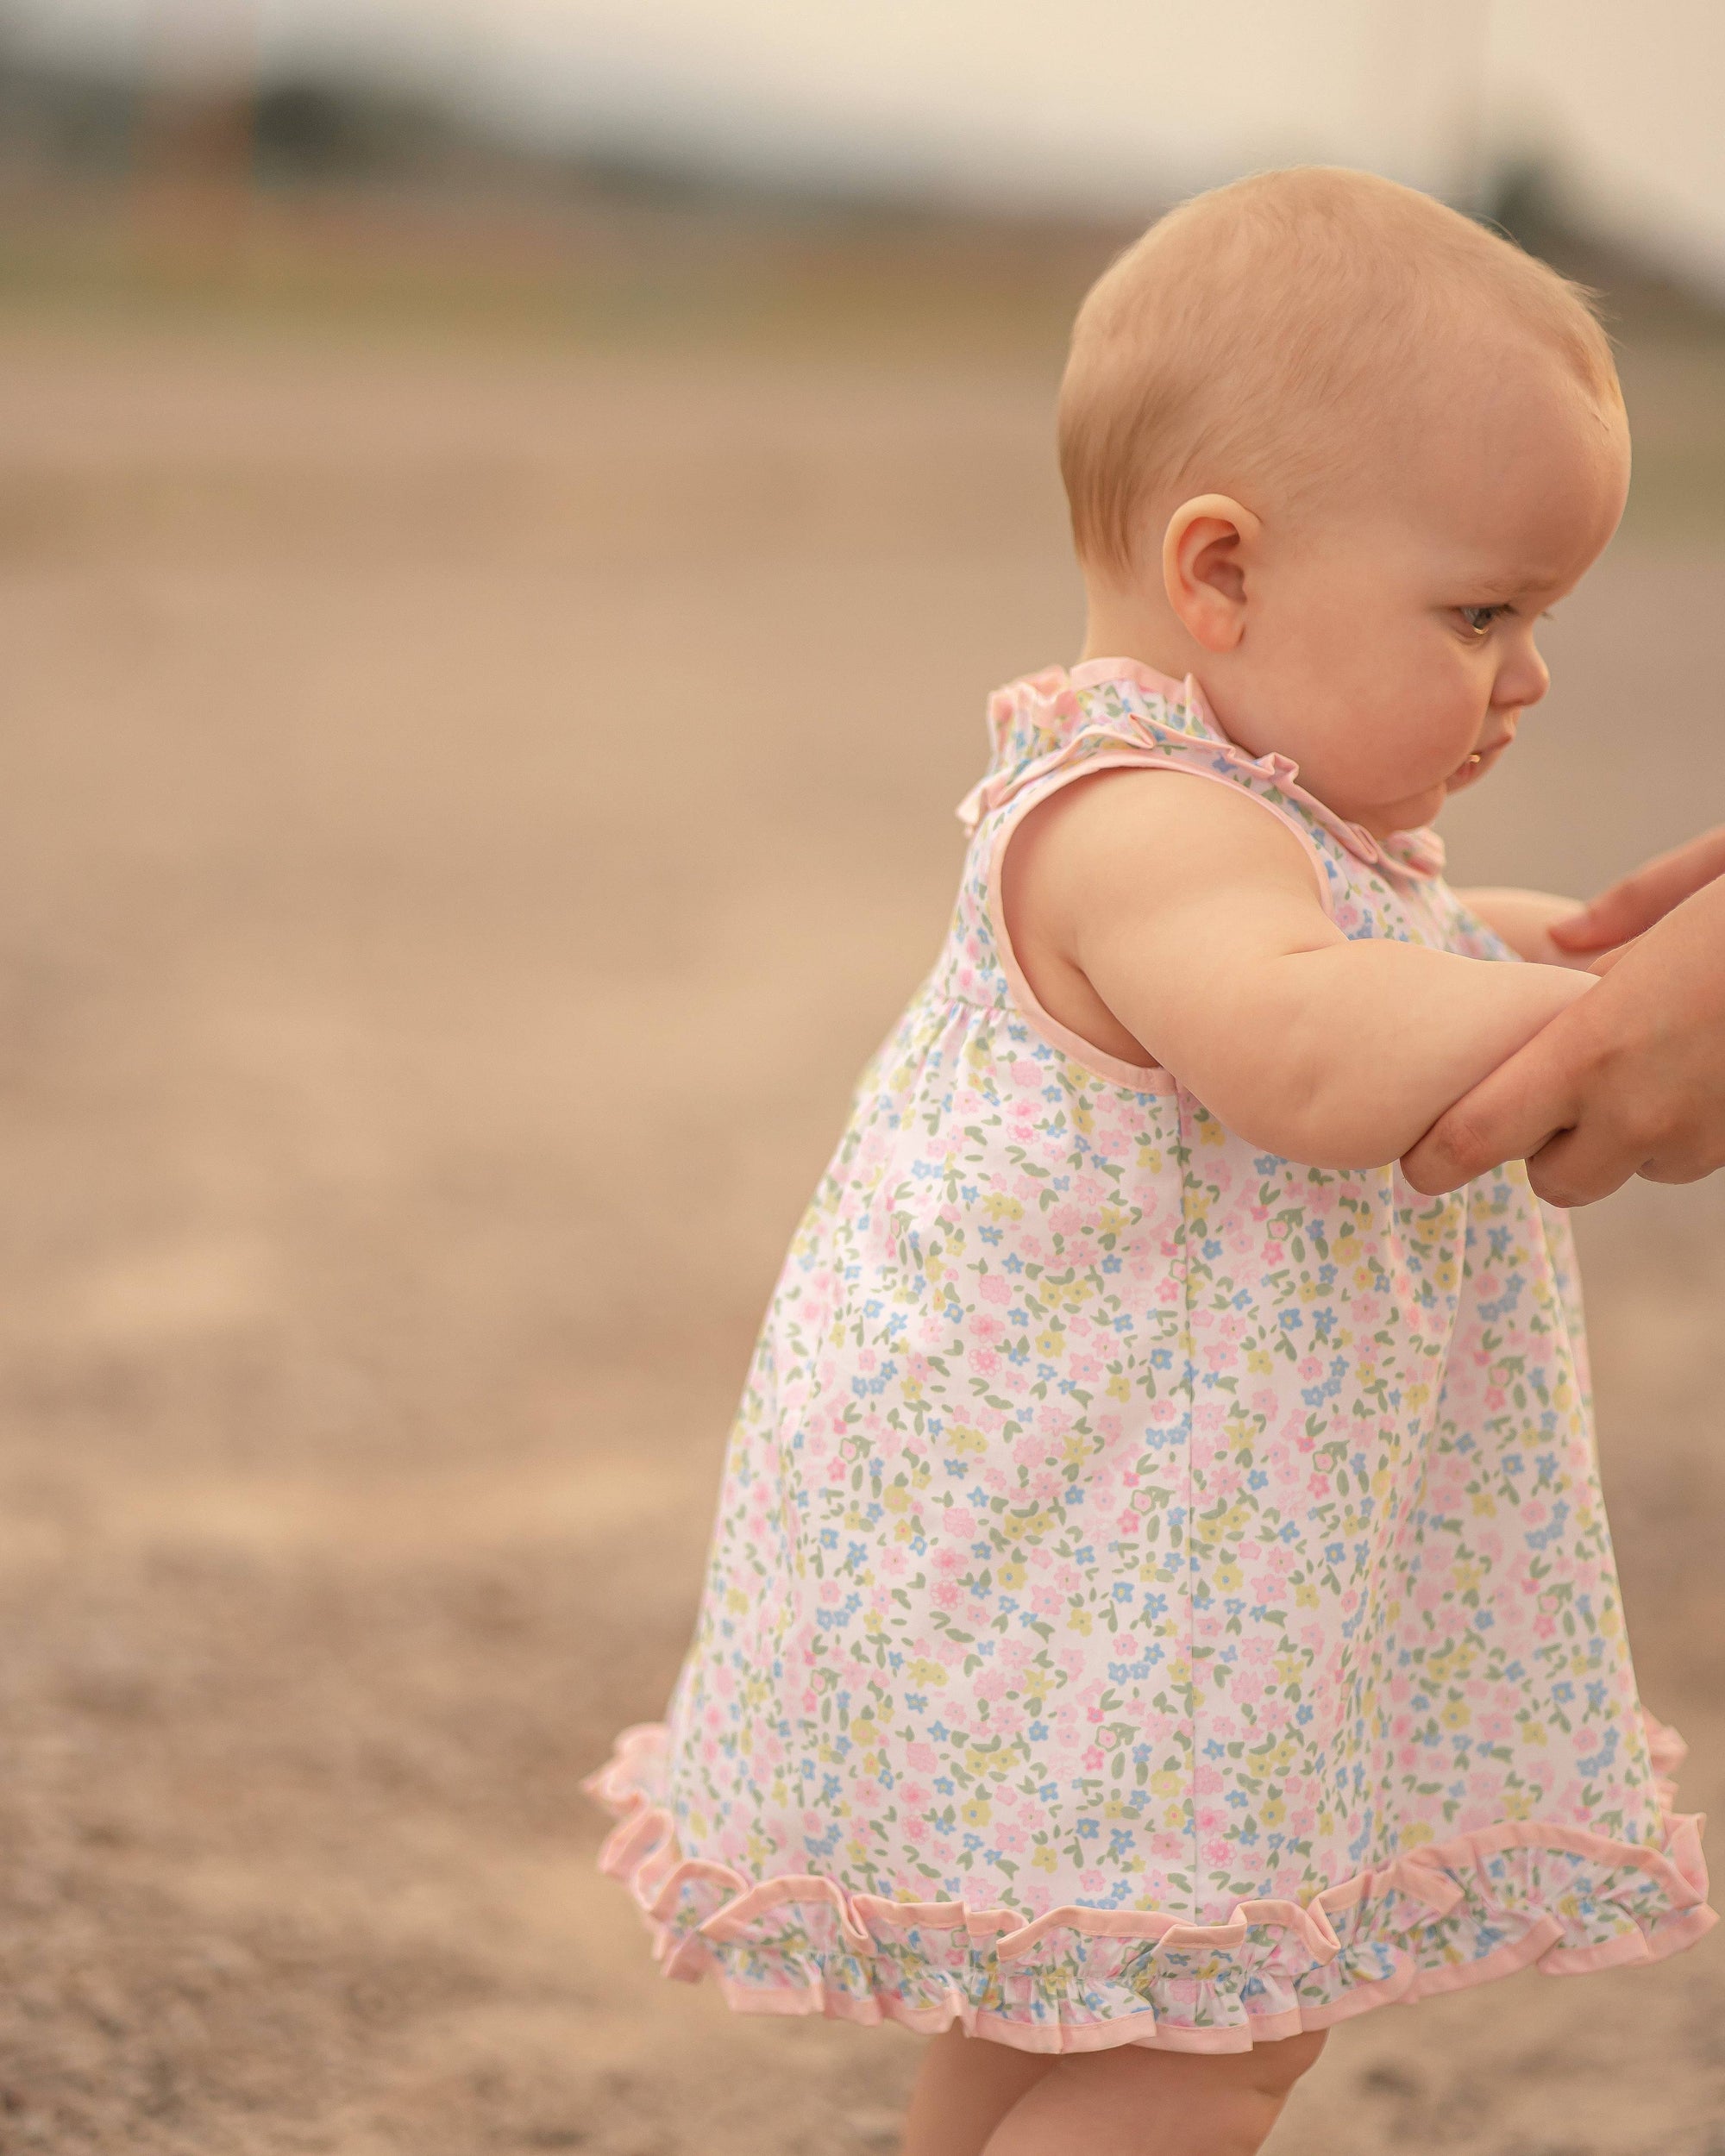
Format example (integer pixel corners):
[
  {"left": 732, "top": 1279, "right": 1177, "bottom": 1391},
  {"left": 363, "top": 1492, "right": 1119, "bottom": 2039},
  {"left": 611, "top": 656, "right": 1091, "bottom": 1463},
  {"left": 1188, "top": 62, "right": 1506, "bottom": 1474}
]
[{"left": 584, "top": 659, "right": 1715, "bottom": 2053}]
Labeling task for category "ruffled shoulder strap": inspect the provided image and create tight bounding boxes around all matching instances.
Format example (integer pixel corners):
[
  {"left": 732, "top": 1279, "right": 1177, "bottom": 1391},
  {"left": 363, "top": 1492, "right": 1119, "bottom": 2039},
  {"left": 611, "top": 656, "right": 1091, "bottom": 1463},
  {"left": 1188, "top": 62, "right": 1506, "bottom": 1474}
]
[{"left": 956, "top": 659, "right": 1445, "bottom": 887}]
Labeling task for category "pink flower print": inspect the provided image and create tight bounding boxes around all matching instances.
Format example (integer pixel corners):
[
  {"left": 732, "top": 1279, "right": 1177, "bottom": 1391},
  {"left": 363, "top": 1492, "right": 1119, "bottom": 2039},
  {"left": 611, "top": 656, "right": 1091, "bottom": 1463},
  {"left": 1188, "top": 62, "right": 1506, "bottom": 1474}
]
[
  {"left": 906, "top": 1816, "right": 929, "bottom": 1844},
  {"left": 996, "top": 1821, "right": 1030, "bottom": 1854},
  {"left": 1264, "top": 1243, "right": 1286, "bottom": 1266},
  {"left": 972, "top": 1313, "right": 1004, "bottom": 1344},
  {"left": 1201, "top": 1838, "right": 1233, "bottom": 1865},
  {"left": 1031, "top": 1585, "right": 1063, "bottom": 1617},
  {"left": 975, "top": 1669, "right": 1008, "bottom": 1702},
  {"left": 980, "top": 1274, "right": 1012, "bottom": 1306},
  {"left": 906, "top": 1743, "right": 938, "bottom": 1772},
  {"left": 1009, "top": 1061, "right": 1042, "bottom": 1087},
  {"left": 1297, "top": 1356, "right": 1323, "bottom": 1383},
  {"left": 1014, "top": 1432, "right": 1048, "bottom": 1469},
  {"left": 1070, "top": 1355, "right": 1104, "bottom": 1385},
  {"left": 933, "top": 1582, "right": 962, "bottom": 1609},
  {"left": 1215, "top": 1313, "right": 1246, "bottom": 1344},
  {"left": 819, "top": 1581, "right": 843, "bottom": 1606},
  {"left": 934, "top": 1547, "right": 966, "bottom": 1577},
  {"left": 943, "top": 1507, "right": 977, "bottom": 1539},
  {"left": 974, "top": 1351, "right": 1000, "bottom": 1377}
]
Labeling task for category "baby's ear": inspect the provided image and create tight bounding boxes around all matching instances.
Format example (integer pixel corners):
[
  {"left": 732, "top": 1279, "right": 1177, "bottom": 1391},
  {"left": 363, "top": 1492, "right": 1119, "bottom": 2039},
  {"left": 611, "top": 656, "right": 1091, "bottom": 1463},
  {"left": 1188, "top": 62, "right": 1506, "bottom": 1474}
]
[{"left": 1161, "top": 495, "right": 1262, "bottom": 652}]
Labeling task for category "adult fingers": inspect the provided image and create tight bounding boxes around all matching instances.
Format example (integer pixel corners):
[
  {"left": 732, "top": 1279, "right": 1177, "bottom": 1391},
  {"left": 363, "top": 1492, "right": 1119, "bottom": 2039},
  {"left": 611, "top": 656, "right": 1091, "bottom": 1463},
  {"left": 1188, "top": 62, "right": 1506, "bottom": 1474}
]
[
  {"left": 1521, "top": 1122, "right": 1645, "bottom": 1208},
  {"left": 1400, "top": 1073, "right": 1575, "bottom": 1195},
  {"left": 1551, "top": 825, "right": 1725, "bottom": 951}
]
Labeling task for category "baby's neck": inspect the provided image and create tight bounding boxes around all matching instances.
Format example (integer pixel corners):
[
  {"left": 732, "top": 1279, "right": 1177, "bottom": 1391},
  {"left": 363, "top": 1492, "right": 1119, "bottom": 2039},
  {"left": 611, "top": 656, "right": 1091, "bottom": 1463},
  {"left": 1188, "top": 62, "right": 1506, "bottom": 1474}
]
[{"left": 1076, "top": 592, "right": 1193, "bottom": 682}]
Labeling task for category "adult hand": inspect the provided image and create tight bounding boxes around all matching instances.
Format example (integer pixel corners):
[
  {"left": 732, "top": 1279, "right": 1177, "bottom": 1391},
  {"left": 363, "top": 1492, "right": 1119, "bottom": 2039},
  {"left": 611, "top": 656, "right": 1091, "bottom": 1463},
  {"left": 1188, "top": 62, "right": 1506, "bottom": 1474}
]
[
  {"left": 1548, "top": 822, "right": 1725, "bottom": 953},
  {"left": 1402, "top": 873, "right": 1725, "bottom": 1204}
]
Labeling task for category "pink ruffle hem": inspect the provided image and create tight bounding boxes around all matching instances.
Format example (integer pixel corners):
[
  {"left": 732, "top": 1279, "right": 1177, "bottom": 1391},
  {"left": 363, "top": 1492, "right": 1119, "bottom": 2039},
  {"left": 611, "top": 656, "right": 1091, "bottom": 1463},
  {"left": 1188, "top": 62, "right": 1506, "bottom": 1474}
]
[{"left": 580, "top": 1718, "right": 1717, "bottom": 2054}]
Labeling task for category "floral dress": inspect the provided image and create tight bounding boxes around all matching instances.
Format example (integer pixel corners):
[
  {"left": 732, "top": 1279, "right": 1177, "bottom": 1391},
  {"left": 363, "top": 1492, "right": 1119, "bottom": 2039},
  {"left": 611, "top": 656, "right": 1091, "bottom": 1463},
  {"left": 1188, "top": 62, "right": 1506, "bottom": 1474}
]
[{"left": 583, "top": 658, "right": 1714, "bottom": 2053}]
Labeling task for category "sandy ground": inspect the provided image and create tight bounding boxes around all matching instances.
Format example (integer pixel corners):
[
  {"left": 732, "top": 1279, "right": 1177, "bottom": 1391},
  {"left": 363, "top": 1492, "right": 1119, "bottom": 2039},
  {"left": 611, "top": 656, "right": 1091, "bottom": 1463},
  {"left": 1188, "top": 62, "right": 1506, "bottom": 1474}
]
[{"left": 2, "top": 293, "right": 1725, "bottom": 2153}]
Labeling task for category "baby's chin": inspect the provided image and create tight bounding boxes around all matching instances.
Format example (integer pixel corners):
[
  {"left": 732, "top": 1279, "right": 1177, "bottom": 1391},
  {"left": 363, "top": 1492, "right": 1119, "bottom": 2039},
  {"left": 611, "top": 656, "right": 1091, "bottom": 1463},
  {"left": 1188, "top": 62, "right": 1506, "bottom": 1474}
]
[{"left": 1349, "top": 782, "right": 1451, "bottom": 838}]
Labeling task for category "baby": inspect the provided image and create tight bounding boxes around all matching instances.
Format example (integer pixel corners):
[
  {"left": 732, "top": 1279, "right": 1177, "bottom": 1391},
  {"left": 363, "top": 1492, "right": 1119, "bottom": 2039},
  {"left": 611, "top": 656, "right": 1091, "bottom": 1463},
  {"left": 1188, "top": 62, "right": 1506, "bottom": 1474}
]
[{"left": 584, "top": 169, "right": 1716, "bottom": 2156}]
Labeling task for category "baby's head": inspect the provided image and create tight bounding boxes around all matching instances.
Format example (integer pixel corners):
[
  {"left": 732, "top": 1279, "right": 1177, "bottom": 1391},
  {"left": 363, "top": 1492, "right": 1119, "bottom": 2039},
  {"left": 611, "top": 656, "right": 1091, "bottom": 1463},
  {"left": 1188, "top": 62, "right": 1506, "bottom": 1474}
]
[{"left": 1061, "top": 167, "right": 1630, "bottom": 837}]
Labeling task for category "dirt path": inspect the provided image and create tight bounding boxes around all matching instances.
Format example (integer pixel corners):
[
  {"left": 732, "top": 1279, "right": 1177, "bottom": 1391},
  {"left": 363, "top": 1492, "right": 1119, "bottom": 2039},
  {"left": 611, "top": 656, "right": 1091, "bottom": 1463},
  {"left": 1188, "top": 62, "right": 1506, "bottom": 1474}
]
[{"left": 0, "top": 305, "right": 1722, "bottom": 2152}]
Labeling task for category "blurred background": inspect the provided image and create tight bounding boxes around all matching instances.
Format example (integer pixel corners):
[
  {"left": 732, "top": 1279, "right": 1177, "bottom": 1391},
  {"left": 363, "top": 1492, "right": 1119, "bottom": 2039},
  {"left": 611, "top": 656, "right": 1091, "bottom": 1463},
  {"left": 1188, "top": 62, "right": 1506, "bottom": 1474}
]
[{"left": 2, "top": 3, "right": 1724, "bottom": 2152}]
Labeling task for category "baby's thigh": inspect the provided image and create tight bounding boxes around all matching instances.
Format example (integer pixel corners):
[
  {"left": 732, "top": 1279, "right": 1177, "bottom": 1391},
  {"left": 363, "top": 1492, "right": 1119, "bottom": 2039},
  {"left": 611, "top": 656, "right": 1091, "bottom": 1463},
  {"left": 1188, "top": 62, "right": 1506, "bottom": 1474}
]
[{"left": 986, "top": 2028, "right": 1328, "bottom": 2155}]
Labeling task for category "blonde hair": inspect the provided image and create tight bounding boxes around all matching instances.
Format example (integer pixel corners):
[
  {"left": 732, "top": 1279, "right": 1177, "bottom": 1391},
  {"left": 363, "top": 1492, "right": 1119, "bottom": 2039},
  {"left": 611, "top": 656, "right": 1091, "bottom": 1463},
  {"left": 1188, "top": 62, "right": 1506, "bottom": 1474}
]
[{"left": 1059, "top": 166, "right": 1620, "bottom": 580}]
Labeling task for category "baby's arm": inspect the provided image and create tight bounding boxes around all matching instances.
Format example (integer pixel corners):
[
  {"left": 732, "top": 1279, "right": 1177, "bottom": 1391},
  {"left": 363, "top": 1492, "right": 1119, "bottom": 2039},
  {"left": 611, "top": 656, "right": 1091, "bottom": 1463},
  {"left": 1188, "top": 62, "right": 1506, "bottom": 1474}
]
[
  {"left": 1455, "top": 887, "right": 1598, "bottom": 969},
  {"left": 1008, "top": 772, "right": 1594, "bottom": 1171}
]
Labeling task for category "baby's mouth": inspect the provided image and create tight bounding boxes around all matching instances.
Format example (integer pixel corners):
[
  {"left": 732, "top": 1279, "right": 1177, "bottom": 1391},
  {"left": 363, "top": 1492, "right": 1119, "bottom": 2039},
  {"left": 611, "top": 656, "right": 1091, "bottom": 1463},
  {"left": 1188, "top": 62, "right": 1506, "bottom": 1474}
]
[{"left": 1449, "top": 724, "right": 1517, "bottom": 786}]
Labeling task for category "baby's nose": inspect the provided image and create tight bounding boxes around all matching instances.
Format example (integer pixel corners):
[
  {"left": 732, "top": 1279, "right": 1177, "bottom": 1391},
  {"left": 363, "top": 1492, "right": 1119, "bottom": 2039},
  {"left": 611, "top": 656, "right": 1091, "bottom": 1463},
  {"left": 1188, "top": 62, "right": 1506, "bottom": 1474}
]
[{"left": 1496, "top": 644, "right": 1550, "bottom": 711}]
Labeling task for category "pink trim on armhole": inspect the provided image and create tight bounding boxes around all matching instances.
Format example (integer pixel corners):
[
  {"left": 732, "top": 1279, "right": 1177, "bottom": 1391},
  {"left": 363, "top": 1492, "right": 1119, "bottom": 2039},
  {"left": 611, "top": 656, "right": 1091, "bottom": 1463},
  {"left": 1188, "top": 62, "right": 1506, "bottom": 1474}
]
[{"left": 985, "top": 755, "right": 1337, "bottom": 1094}]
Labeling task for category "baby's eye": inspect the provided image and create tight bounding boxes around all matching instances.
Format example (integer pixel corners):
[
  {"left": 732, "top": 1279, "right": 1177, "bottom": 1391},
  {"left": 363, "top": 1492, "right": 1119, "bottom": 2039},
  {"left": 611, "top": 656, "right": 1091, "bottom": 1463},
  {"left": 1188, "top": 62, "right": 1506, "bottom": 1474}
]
[{"left": 1457, "top": 604, "right": 1512, "bottom": 636}]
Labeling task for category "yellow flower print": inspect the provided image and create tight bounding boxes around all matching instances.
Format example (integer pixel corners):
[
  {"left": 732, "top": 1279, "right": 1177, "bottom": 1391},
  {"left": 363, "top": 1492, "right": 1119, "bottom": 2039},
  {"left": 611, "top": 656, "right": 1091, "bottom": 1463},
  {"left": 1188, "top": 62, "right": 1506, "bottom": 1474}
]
[
  {"left": 1031, "top": 1844, "right": 1059, "bottom": 1873},
  {"left": 1246, "top": 1347, "right": 1273, "bottom": 1376},
  {"left": 1295, "top": 1580, "right": 1320, "bottom": 1608},
  {"left": 882, "top": 1483, "right": 912, "bottom": 1513},
  {"left": 1214, "top": 1561, "right": 1243, "bottom": 1594},
  {"left": 960, "top": 1796, "right": 994, "bottom": 1827},
  {"left": 1399, "top": 1820, "right": 1435, "bottom": 1849},
  {"left": 949, "top": 1426, "right": 987, "bottom": 1456},
  {"left": 1261, "top": 1796, "right": 1287, "bottom": 1828},
  {"left": 997, "top": 1558, "right": 1027, "bottom": 1589},
  {"left": 1035, "top": 1329, "right": 1063, "bottom": 1357},
  {"left": 1440, "top": 1699, "right": 1469, "bottom": 1730},
  {"left": 1070, "top": 1608, "right": 1095, "bottom": 1635},
  {"left": 1107, "top": 1371, "right": 1132, "bottom": 1402},
  {"left": 982, "top": 1193, "right": 1023, "bottom": 1223},
  {"left": 906, "top": 1658, "right": 949, "bottom": 1687},
  {"left": 1198, "top": 1117, "right": 1226, "bottom": 1147}
]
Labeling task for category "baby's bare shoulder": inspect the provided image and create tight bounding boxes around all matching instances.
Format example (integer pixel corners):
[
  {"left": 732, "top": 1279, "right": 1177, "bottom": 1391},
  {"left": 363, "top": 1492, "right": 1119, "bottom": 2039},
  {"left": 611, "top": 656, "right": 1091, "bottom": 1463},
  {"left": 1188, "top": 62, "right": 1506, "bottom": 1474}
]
[{"left": 1012, "top": 764, "right": 1323, "bottom": 911}]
